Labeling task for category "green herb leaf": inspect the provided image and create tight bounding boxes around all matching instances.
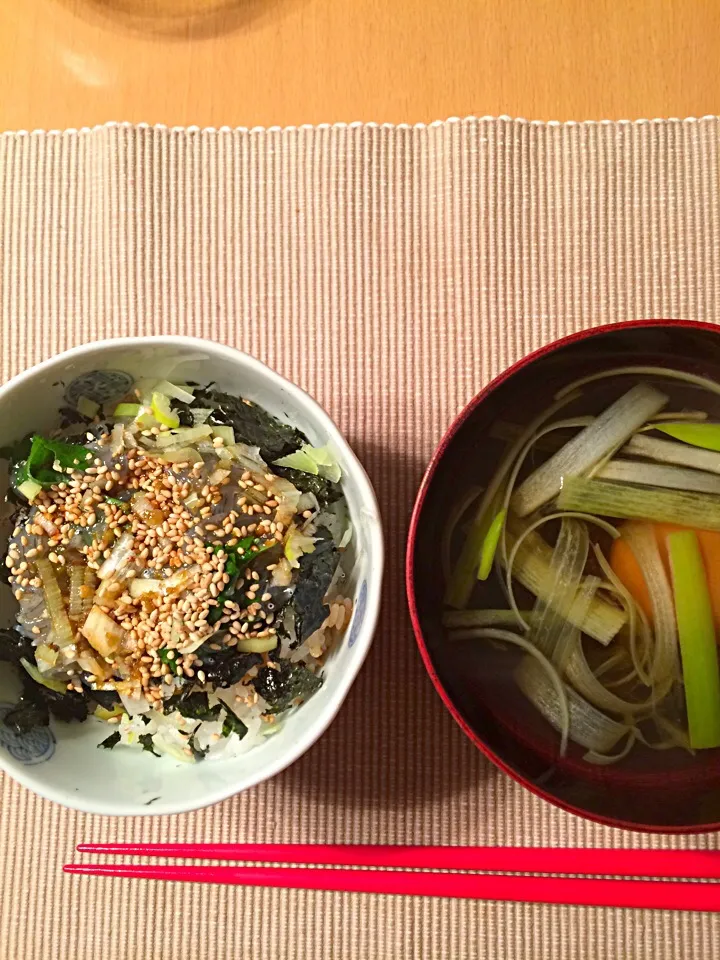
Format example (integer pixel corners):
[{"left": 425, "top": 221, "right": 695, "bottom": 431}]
[
  {"left": 98, "top": 731, "right": 121, "bottom": 750},
  {"left": 158, "top": 648, "right": 184, "bottom": 675},
  {"left": 208, "top": 537, "right": 272, "bottom": 624},
  {"left": 13, "top": 434, "right": 94, "bottom": 490},
  {"left": 105, "top": 496, "right": 131, "bottom": 512}
]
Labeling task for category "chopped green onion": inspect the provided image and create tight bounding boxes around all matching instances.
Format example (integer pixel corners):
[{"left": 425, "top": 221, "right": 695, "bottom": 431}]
[
  {"left": 511, "top": 384, "right": 668, "bottom": 517},
  {"left": 17, "top": 478, "right": 42, "bottom": 502},
  {"left": 275, "top": 449, "right": 318, "bottom": 475},
  {"left": 477, "top": 508, "right": 506, "bottom": 580},
  {"left": 667, "top": 530, "right": 720, "bottom": 749},
  {"left": 77, "top": 395, "right": 100, "bottom": 418},
  {"left": 558, "top": 476, "right": 720, "bottom": 531},
  {"left": 235, "top": 635, "right": 279, "bottom": 653},
  {"left": 153, "top": 380, "right": 195, "bottom": 404},
  {"left": 655, "top": 421, "right": 720, "bottom": 452},
  {"left": 212, "top": 425, "right": 235, "bottom": 445},
  {"left": 20, "top": 657, "right": 67, "bottom": 694},
  {"left": 113, "top": 402, "right": 141, "bottom": 418},
  {"left": 156, "top": 446, "right": 204, "bottom": 464},
  {"left": 191, "top": 408, "right": 213, "bottom": 425},
  {"left": 150, "top": 392, "right": 180, "bottom": 429},
  {"left": 68, "top": 564, "right": 86, "bottom": 620},
  {"left": 274, "top": 444, "right": 341, "bottom": 483},
  {"left": 152, "top": 425, "right": 213, "bottom": 448}
]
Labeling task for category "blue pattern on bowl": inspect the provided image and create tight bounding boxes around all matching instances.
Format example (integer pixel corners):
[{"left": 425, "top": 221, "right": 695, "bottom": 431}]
[
  {"left": 0, "top": 704, "right": 55, "bottom": 765},
  {"left": 347, "top": 580, "right": 367, "bottom": 648}
]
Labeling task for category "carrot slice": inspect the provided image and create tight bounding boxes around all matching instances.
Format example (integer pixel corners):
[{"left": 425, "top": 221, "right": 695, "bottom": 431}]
[{"left": 610, "top": 522, "right": 720, "bottom": 634}]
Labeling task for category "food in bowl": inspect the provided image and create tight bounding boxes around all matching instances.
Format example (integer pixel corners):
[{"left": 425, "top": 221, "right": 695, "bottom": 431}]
[
  {"left": 0, "top": 373, "right": 354, "bottom": 763},
  {"left": 442, "top": 361, "right": 720, "bottom": 768}
]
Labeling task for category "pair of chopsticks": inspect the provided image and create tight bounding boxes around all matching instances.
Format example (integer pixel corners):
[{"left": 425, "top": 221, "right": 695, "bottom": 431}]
[{"left": 65, "top": 844, "right": 720, "bottom": 911}]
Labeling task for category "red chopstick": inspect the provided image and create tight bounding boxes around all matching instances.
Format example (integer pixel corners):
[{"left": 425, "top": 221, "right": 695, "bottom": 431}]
[
  {"left": 63, "top": 861, "right": 720, "bottom": 911},
  {"left": 75, "top": 843, "right": 720, "bottom": 879}
]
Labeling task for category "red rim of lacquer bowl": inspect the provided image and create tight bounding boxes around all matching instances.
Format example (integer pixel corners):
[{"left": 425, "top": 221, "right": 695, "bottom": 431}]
[{"left": 406, "top": 318, "right": 720, "bottom": 834}]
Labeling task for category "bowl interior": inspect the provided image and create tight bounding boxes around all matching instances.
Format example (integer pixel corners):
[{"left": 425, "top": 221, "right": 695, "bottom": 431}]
[
  {"left": 0, "top": 339, "right": 381, "bottom": 815},
  {"left": 410, "top": 322, "right": 720, "bottom": 830}
]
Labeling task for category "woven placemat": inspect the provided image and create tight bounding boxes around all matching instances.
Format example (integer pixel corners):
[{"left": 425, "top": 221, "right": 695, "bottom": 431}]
[{"left": 1, "top": 117, "right": 720, "bottom": 960}]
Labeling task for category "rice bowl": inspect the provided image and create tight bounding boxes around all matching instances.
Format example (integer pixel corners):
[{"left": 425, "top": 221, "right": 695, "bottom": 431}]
[{"left": 0, "top": 337, "right": 383, "bottom": 815}]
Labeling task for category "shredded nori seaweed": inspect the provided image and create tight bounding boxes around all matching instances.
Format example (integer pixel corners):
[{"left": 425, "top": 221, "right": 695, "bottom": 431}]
[
  {"left": 293, "top": 527, "right": 339, "bottom": 642},
  {"left": 193, "top": 644, "right": 263, "bottom": 689},
  {"left": 190, "top": 388, "right": 306, "bottom": 462},
  {"left": 252, "top": 660, "right": 322, "bottom": 713},
  {"left": 272, "top": 465, "right": 343, "bottom": 506},
  {"left": 0, "top": 629, "right": 35, "bottom": 664},
  {"left": 98, "top": 731, "right": 121, "bottom": 750}
]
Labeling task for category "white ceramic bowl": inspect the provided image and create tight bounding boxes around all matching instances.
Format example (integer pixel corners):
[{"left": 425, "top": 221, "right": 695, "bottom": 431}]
[{"left": 0, "top": 337, "right": 383, "bottom": 815}]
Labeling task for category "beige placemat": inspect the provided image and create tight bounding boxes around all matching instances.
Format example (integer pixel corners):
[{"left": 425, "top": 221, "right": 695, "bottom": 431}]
[{"left": 2, "top": 116, "right": 720, "bottom": 960}]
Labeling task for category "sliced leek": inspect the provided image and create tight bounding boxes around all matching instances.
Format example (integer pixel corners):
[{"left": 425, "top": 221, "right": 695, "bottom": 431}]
[
  {"left": 529, "top": 518, "right": 589, "bottom": 661},
  {"left": 511, "top": 384, "right": 667, "bottom": 517},
  {"left": 462, "top": 628, "right": 571, "bottom": 756},
  {"left": 150, "top": 391, "right": 180, "bottom": 429},
  {"left": 596, "top": 458, "right": 720, "bottom": 495},
  {"left": 445, "top": 391, "right": 581, "bottom": 608},
  {"left": 236, "top": 635, "right": 279, "bottom": 654},
  {"left": 564, "top": 632, "right": 661, "bottom": 716},
  {"left": 558, "top": 476, "right": 720, "bottom": 531},
  {"left": 516, "top": 655, "right": 629, "bottom": 753},
  {"left": 17, "top": 478, "right": 42, "bottom": 502},
  {"left": 68, "top": 565, "right": 86, "bottom": 620},
  {"left": 625, "top": 433, "right": 720, "bottom": 475},
  {"left": 502, "top": 526, "right": 626, "bottom": 644}
]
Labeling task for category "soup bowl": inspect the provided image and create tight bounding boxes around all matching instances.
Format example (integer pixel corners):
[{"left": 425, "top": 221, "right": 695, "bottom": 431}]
[{"left": 407, "top": 319, "right": 720, "bottom": 832}]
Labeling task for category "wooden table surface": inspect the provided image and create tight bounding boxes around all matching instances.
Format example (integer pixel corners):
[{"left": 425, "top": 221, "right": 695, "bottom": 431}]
[{"left": 0, "top": 0, "right": 719, "bottom": 132}]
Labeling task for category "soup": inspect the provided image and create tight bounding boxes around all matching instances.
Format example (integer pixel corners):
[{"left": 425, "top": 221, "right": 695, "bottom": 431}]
[{"left": 443, "top": 365, "right": 720, "bottom": 771}]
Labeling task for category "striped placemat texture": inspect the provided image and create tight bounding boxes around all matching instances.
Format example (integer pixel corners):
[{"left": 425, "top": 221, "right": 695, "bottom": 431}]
[{"left": 1, "top": 117, "right": 720, "bottom": 959}]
